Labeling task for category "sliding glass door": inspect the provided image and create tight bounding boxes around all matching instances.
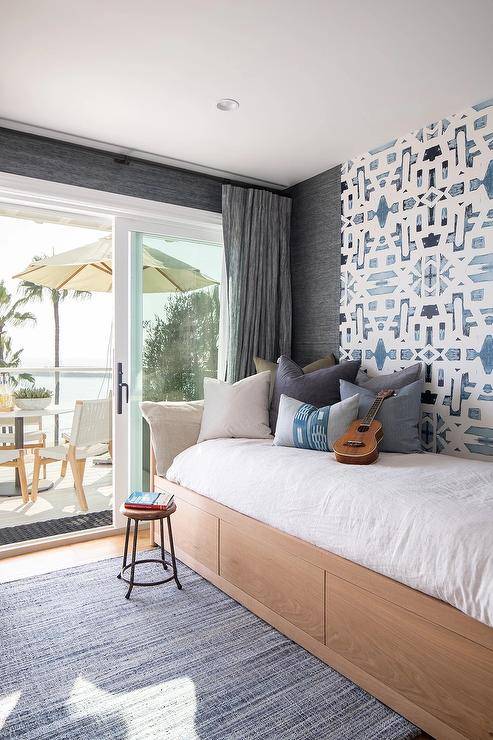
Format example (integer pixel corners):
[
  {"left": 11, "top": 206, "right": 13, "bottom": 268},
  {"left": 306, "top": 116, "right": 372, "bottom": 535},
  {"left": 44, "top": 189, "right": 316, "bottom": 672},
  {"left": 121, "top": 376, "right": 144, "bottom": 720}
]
[
  {"left": 0, "top": 203, "right": 114, "bottom": 546},
  {"left": 0, "top": 172, "right": 222, "bottom": 544},
  {"left": 113, "top": 215, "right": 223, "bottom": 526}
]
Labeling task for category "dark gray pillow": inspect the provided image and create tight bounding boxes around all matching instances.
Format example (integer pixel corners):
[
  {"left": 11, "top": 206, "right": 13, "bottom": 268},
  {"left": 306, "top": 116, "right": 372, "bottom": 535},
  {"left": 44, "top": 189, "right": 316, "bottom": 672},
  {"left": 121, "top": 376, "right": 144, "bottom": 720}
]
[
  {"left": 340, "top": 379, "right": 423, "bottom": 453},
  {"left": 357, "top": 363, "right": 422, "bottom": 392},
  {"left": 270, "top": 356, "right": 360, "bottom": 431}
]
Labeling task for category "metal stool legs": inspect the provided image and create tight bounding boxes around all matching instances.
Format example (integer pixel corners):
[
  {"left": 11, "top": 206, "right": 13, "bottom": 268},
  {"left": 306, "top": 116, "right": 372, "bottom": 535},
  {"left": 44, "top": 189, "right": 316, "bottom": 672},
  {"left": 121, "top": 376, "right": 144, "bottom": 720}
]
[
  {"left": 118, "top": 516, "right": 181, "bottom": 599},
  {"left": 167, "top": 515, "right": 182, "bottom": 590}
]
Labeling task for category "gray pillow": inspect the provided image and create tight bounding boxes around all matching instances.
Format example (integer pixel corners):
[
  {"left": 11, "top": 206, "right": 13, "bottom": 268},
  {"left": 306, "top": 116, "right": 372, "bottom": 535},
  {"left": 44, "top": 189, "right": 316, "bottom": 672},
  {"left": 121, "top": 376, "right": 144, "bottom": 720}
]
[
  {"left": 357, "top": 363, "right": 422, "bottom": 392},
  {"left": 271, "top": 356, "right": 360, "bottom": 430},
  {"left": 340, "top": 379, "right": 423, "bottom": 453}
]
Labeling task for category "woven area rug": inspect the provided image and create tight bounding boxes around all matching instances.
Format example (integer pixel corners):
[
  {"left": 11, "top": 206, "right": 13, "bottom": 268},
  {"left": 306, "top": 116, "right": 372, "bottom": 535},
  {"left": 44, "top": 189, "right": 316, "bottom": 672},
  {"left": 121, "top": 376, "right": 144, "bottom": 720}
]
[{"left": 0, "top": 554, "right": 420, "bottom": 739}]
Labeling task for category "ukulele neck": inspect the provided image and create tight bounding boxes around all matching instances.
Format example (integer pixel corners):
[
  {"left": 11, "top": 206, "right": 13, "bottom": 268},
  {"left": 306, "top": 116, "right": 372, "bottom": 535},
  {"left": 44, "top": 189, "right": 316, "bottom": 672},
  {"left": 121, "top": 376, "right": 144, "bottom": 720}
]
[{"left": 359, "top": 396, "right": 386, "bottom": 431}]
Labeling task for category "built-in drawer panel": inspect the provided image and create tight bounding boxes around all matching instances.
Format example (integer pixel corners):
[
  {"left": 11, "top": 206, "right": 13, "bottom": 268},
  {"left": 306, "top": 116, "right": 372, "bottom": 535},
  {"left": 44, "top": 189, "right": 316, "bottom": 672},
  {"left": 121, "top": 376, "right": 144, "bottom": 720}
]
[
  {"left": 326, "top": 573, "right": 493, "bottom": 740},
  {"left": 162, "top": 496, "right": 219, "bottom": 574},
  {"left": 220, "top": 520, "right": 324, "bottom": 642}
]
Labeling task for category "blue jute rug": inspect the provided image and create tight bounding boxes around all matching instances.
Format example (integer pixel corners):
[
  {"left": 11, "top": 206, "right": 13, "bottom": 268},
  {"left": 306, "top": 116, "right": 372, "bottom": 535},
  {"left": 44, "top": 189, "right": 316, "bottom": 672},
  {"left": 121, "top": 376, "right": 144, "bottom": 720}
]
[{"left": 0, "top": 553, "right": 420, "bottom": 739}]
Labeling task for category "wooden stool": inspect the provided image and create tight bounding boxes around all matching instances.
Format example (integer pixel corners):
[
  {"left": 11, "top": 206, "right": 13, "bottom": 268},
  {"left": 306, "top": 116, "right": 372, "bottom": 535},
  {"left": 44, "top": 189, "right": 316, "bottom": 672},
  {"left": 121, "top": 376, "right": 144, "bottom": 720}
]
[{"left": 118, "top": 503, "right": 182, "bottom": 599}]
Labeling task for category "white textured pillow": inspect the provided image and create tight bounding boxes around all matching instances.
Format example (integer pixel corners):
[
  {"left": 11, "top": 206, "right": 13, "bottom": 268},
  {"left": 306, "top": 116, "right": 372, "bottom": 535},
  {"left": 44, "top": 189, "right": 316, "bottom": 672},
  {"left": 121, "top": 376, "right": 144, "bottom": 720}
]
[{"left": 198, "top": 372, "right": 272, "bottom": 442}]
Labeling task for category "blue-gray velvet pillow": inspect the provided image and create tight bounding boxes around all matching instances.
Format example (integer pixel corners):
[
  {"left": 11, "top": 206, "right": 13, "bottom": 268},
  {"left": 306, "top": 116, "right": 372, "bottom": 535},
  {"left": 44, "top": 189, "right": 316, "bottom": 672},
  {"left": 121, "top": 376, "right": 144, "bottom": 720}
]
[
  {"left": 356, "top": 363, "right": 422, "bottom": 392},
  {"left": 340, "top": 379, "right": 423, "bottom": 453},
  {"left": 270, "top": 356, "right": 361, "bottom": 431}
]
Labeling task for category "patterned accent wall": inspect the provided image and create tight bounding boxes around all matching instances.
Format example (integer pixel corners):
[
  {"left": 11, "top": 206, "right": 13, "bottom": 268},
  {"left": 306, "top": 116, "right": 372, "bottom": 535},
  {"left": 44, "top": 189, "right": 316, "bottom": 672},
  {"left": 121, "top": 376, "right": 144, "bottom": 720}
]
[{"left": 340, "top": 99, "right": 493, "bottom": 458}]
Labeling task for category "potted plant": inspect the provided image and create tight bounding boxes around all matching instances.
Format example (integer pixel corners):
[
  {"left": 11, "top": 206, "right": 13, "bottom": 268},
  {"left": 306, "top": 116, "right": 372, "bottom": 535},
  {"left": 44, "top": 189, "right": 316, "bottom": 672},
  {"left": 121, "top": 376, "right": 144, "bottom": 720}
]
[{"left": 14, "top": 386, "right": 53, "bottom": 410}]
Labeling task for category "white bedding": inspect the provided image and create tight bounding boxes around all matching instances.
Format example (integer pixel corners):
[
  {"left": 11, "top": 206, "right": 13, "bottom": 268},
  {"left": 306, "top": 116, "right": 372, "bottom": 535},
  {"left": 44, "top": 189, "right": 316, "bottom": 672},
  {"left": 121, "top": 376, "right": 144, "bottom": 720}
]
[{"left": 167, "top": 439, "right": 493, "bottom": 627}]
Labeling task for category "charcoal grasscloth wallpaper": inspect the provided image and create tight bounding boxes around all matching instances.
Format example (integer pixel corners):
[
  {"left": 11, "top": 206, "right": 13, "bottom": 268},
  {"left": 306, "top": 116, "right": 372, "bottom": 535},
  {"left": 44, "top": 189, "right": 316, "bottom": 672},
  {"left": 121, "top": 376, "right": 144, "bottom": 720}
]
[{"left": 340, "top": 99, "right": 493, "bottom": 457}]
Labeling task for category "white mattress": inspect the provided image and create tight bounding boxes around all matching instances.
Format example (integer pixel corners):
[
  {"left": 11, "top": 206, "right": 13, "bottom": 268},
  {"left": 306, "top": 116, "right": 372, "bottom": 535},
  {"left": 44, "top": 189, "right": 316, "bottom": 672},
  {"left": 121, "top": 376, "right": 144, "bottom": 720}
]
[{"left": 167, "top": 439, "right": 493, "bottom": 627}]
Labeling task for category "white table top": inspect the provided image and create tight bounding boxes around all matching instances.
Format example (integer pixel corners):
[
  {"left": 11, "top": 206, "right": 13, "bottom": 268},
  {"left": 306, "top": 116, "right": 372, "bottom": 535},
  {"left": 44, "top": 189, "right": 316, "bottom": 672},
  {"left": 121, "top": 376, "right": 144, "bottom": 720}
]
[{"left": 0, "top": 405, "right": 72, "bottom": 419}]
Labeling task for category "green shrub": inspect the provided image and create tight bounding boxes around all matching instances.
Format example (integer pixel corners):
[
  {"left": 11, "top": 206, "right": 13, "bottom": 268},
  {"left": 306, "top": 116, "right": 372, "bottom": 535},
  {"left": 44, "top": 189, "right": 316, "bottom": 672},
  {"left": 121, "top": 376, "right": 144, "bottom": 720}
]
[{"left": 14, "top": 386, "right": 53, "bottom": 399}]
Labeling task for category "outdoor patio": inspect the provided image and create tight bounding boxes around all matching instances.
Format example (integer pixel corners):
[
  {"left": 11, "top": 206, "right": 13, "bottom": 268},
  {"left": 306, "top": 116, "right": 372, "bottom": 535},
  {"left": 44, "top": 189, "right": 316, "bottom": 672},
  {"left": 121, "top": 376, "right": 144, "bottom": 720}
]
[{"left": 0, "top": 453, "right": 112, "bottom": 540}]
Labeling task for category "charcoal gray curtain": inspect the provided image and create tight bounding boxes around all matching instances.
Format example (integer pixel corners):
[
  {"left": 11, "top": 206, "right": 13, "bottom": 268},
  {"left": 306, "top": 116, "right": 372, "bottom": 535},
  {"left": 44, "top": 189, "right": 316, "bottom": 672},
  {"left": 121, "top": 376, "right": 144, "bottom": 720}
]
[{"left": 222, "top": 184, "right": 292, "bottom": 383}]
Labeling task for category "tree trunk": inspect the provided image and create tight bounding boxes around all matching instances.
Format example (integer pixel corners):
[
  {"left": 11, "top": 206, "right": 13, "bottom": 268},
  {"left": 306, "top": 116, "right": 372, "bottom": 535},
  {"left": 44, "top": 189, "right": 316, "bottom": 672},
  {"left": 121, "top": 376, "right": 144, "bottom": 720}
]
[{"left": 53, "top": 295, "right": 60, "bottom": 444}]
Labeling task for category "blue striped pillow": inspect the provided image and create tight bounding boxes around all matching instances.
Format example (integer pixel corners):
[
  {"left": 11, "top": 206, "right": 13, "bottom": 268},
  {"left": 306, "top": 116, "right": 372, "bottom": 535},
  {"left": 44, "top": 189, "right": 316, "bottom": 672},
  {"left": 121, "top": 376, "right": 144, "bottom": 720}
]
[{"left": 273, "top": 394, "right": 359, "bottom": 452}]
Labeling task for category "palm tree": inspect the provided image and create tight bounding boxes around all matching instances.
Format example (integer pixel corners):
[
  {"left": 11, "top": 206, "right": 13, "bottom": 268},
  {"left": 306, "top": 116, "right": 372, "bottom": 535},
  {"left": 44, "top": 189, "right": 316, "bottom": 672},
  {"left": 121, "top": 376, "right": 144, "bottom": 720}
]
[
  {"left": 19, "top": 257, "right": 91, "bottom": 442},
  {"left": 0, "top": 280, "right": 36, "bottom": 365},
  {"left": 0, "top": 335, "right": 35, "bottom": 387}
]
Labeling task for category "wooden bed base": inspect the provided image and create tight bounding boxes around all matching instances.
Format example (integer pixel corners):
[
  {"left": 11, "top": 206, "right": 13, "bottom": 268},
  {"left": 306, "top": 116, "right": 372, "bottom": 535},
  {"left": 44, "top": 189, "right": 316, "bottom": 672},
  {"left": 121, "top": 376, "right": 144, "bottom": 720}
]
[{"left": 153, "top": 475, "right": 493, "bottom": 739}]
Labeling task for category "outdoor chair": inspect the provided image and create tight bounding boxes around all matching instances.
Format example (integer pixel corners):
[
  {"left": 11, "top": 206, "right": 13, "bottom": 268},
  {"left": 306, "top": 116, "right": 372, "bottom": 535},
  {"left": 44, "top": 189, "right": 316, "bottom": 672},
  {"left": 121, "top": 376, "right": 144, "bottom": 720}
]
[
  {"left": 0, "top": 449, "right": 29, "bottom": 503},
  {"left": 30, "top": 398, "right": 112, "bottom": 512},
  {"left": 0, "top": 416, "right": 46, "bottom": 450}
]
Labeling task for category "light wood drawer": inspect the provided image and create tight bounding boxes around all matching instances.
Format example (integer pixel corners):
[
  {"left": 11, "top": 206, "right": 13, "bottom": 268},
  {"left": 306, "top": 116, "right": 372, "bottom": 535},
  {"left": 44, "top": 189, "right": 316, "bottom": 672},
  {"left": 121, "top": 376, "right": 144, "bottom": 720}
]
[
  {"left": 220, "top": 520, "right": 324, "bottom": 642},
  {"left": 162, "top": 496, "right": 219, "bottom": 574},
  {"left": 326, "top": 574, "right": 493, "bottom": 740}
]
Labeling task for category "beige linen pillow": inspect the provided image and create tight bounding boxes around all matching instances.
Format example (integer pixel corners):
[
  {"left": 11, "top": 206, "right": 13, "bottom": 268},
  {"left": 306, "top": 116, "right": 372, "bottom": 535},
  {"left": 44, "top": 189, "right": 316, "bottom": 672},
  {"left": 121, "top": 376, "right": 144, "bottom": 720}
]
[
  {"left": 140, "top": 400, "right": 203, "bottom": 476},
  {"left": 198, "top": 372, "right": 272, "bottom": 442}
]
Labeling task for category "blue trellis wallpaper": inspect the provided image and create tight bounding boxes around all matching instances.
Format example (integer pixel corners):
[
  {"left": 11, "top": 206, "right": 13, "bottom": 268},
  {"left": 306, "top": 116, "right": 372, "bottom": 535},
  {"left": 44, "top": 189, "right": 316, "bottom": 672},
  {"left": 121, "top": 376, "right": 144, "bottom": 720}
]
[{"left": 340, "top": 98, "right": 493, "bottom": 457}]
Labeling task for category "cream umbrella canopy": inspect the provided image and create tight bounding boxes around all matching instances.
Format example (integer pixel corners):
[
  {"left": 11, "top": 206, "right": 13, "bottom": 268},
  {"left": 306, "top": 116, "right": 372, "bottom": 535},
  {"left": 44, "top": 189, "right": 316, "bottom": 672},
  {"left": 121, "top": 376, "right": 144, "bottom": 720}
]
[{"left": 13, "top": 236, "right": 218, "bottom": 293}]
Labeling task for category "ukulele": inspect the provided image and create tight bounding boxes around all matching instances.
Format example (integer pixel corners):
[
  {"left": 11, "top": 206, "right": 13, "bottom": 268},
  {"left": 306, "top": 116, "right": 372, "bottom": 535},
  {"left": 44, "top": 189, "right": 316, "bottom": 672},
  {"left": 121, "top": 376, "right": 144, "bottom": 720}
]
[{"left": 333, "top": 389, "right": 395, "bottom": 465}]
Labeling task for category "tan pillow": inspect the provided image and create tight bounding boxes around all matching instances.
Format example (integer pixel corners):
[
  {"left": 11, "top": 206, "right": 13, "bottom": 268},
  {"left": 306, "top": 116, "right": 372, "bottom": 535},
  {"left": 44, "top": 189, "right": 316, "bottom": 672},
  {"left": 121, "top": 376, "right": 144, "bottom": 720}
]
[
  {"left": 140, "top": 400, "right": 204, "bottom": 477},
  {"left": 254, "top": 354, "right": 336, "bottom": 401}
]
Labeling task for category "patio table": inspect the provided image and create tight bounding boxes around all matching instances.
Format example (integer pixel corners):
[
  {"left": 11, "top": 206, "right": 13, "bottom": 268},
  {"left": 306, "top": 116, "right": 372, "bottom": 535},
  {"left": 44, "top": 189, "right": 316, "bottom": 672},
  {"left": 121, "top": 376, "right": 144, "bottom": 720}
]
[{"left": 0, "top": 406, "right": 72, "bottom": 497}]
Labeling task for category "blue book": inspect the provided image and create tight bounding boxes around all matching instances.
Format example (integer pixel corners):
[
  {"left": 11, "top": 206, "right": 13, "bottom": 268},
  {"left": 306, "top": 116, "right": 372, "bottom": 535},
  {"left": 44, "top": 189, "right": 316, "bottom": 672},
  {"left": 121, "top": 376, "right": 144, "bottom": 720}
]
[{"left": 125, "top": 491, "right": 174, "bottom": 510}]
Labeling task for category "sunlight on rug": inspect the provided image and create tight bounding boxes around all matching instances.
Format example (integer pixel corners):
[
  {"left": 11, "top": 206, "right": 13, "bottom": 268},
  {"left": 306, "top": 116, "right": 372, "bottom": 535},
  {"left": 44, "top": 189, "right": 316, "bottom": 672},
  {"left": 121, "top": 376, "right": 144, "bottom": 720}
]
[{"left": 0, "top": 552, "right": 421, "bottom": 739}]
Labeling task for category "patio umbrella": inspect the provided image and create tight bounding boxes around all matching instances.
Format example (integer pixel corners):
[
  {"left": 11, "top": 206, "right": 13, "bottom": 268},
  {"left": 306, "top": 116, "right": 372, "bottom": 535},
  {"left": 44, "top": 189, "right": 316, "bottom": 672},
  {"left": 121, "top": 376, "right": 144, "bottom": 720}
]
[{"left": 12, "top": 235, "right": 218, "bottom": 293}]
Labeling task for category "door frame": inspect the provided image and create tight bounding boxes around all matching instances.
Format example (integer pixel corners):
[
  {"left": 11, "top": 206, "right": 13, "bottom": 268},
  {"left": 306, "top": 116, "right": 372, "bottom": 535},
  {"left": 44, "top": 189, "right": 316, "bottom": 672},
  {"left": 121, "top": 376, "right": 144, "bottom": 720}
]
[{"left": 0, "top": 170, "right": 223, "bottom": 548}]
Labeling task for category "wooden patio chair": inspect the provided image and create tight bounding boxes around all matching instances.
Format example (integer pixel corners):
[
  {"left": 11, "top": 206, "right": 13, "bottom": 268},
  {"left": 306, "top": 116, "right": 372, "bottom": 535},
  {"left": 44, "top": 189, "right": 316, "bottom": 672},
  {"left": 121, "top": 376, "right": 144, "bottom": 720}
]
[
  {"left": 30, "top": 398, "right": 112, "bottom": 512},
  {"left": 0, "top": 449, "right": 29, "bottom": 504}
]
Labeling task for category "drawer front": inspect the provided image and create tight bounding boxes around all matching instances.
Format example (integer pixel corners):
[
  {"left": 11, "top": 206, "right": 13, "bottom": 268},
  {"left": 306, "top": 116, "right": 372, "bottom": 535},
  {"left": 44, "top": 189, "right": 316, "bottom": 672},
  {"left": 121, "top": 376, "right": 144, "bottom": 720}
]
[
  {"left": 164, "top": 497, "right": 219, "bottom": 574},
  {"left": 326, "top": 574, "right": 493, "bottom": 740},
  {"left": 220, "top": 520, "right": 324, "bottom": 642}
]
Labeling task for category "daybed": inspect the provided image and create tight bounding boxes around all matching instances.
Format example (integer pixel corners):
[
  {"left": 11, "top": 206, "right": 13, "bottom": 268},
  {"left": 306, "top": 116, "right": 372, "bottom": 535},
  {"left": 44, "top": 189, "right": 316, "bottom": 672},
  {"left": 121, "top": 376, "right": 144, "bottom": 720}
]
[{"left": 147, "top": 400, "right": 493, "bottom": 740}]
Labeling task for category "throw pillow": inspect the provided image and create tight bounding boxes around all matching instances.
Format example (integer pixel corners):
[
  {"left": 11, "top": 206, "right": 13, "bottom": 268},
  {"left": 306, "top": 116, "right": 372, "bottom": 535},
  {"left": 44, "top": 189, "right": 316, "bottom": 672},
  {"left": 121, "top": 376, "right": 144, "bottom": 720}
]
[
  {"left": 254, "top": 354, "right": 336, "bottom": 401},
  {"left": 340, "top": 379, "right": 423, "bottom": 453},
  {"left": 198, "top": 372, "right": 272, "bottom": 443},
  {"left": 357, "top": 363, "right": 422, "bottom": 392},
  {"left": 140, "top": 400, "right": 204, "bottom": 476},
  {"left": 270, "top": 356, "right": 361, "bottom": 430},
  {"left": 273, "top": 393, "right": 359, "bottom": 452}
]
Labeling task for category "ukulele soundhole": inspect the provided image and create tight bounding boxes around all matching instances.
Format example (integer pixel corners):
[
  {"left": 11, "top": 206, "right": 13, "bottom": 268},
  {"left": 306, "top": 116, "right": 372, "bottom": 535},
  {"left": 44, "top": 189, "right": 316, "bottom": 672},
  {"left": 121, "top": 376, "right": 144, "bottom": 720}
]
[{"left": 357, "top": 425, "right": 370, "bottom": 433}]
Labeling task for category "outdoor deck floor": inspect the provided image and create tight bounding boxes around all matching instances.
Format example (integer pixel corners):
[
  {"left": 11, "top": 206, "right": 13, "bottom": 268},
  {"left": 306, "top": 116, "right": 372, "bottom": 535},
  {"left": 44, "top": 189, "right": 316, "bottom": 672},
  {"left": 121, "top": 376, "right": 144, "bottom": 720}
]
[{"left": 0, "top": 454, "right": 112, "bottom": 530}]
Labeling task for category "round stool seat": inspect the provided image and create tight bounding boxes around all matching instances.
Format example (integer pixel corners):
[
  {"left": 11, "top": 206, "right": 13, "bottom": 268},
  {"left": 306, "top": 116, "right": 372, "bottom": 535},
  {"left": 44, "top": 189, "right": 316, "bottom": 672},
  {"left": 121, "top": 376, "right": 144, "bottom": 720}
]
[{"left": 119, "top": 502, "right": 176, "bottom": 521}]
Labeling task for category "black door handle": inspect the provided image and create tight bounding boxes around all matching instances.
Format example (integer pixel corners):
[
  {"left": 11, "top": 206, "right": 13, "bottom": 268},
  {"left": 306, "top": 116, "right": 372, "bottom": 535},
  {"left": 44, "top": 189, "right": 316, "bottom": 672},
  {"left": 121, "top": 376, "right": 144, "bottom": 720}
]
[{"left": 117, "top": 362, "right": 129, "bottom": 415}]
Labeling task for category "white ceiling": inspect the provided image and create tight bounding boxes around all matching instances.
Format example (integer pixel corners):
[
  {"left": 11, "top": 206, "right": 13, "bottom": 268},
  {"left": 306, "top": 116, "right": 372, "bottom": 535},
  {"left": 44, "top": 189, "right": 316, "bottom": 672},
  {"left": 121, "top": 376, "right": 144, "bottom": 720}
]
[{"left": 0, "top": 0, "right": 492, "bottom": 188}]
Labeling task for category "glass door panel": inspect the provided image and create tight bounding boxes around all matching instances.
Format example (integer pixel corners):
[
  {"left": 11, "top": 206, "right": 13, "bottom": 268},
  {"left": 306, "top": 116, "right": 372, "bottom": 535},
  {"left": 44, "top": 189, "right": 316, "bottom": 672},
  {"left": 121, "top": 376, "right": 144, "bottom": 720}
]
[
  {"left": 0, "top": 202, "right": 114, "bottom": 546},
  {"left": 130, "top": 231, "right": 223, "bottom": 492},
  {"left": 113, "top": 214, "right": 223, "bottom": 526}
]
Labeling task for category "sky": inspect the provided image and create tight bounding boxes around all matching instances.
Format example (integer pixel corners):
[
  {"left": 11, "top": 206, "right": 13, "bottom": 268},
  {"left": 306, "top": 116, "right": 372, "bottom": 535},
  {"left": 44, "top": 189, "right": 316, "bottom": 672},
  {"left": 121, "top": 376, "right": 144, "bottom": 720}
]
[{"left": 0, "top": 214, "right": 222, "bottom": 369}]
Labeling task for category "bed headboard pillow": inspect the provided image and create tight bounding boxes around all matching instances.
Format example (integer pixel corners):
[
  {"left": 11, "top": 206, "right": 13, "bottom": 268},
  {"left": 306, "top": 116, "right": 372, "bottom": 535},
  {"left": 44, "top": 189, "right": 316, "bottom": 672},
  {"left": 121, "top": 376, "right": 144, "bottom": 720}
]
[
  {"left": 273, "top": 393, "right": 359, "bottom": 452},
  {"left": 357, "top": 363, "right": 422, "bottom": 392},
  {"left": 198, "top": 372, "right": 272, "bottom": 443},
  {"left": 254, "top": 354, "right": 336, "bottom": 401},
  {"left": 340, "top": 379, "right": 423, "bottom": 453},
  {"left": 270, "top": 356, "right": 360, "bottom": 431}
]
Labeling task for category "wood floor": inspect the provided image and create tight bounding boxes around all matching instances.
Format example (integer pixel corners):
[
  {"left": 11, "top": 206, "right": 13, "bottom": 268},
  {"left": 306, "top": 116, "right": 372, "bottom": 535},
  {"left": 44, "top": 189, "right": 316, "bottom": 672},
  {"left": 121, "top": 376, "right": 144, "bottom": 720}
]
[
  {"left": 0, "top": 533, "right": 430, "bottom": 738},
  {"left": 0, "top": 529, "right": 150, "bottom": 583}
]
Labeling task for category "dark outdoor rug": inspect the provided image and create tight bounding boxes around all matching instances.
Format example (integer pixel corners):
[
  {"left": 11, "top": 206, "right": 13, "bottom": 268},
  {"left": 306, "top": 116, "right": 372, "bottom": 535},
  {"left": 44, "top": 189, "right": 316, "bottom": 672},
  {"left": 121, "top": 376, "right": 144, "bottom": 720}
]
[
  {"left": 0, "top": 554, "right": 421, "bottom": 739},
  {"left": 0, "top": 510, "right": 112, "bottom": 546}
]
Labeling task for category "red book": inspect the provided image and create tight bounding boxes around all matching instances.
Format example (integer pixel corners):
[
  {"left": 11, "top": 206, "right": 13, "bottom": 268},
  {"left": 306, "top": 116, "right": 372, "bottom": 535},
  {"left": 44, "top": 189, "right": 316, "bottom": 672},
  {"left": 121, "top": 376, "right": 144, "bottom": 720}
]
[{"left": 124, "top": 492, "right": 174, "bottom": 511}]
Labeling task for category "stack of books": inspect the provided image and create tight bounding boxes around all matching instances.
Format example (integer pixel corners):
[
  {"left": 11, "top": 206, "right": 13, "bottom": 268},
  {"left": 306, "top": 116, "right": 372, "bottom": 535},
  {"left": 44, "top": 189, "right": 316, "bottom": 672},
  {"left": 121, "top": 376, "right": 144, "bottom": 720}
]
[{"left": 124, "top": 491, "right": 175, "bottom": 511}]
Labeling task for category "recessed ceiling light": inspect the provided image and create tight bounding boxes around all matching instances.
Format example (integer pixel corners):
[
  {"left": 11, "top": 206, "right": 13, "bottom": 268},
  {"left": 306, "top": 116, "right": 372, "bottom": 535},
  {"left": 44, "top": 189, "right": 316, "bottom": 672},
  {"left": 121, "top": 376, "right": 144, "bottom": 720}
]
[{"left": 216, "top": 98, "right": 240, "bottom": 112}]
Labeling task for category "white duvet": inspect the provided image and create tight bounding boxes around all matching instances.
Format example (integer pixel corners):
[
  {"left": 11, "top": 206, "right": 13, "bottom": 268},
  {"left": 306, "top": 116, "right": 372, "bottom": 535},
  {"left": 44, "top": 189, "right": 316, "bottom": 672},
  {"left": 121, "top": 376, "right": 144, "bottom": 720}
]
[{"left": 167, "top": 438, "right": 493, "bottom": 626}]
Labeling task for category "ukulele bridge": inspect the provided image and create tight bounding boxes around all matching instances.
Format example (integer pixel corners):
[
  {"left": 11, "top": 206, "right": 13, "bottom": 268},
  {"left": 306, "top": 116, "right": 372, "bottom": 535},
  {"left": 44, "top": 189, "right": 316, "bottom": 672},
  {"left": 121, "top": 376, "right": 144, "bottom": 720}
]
[{"left": 345, "top": 440, "right": 365, "bottom": 447}]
